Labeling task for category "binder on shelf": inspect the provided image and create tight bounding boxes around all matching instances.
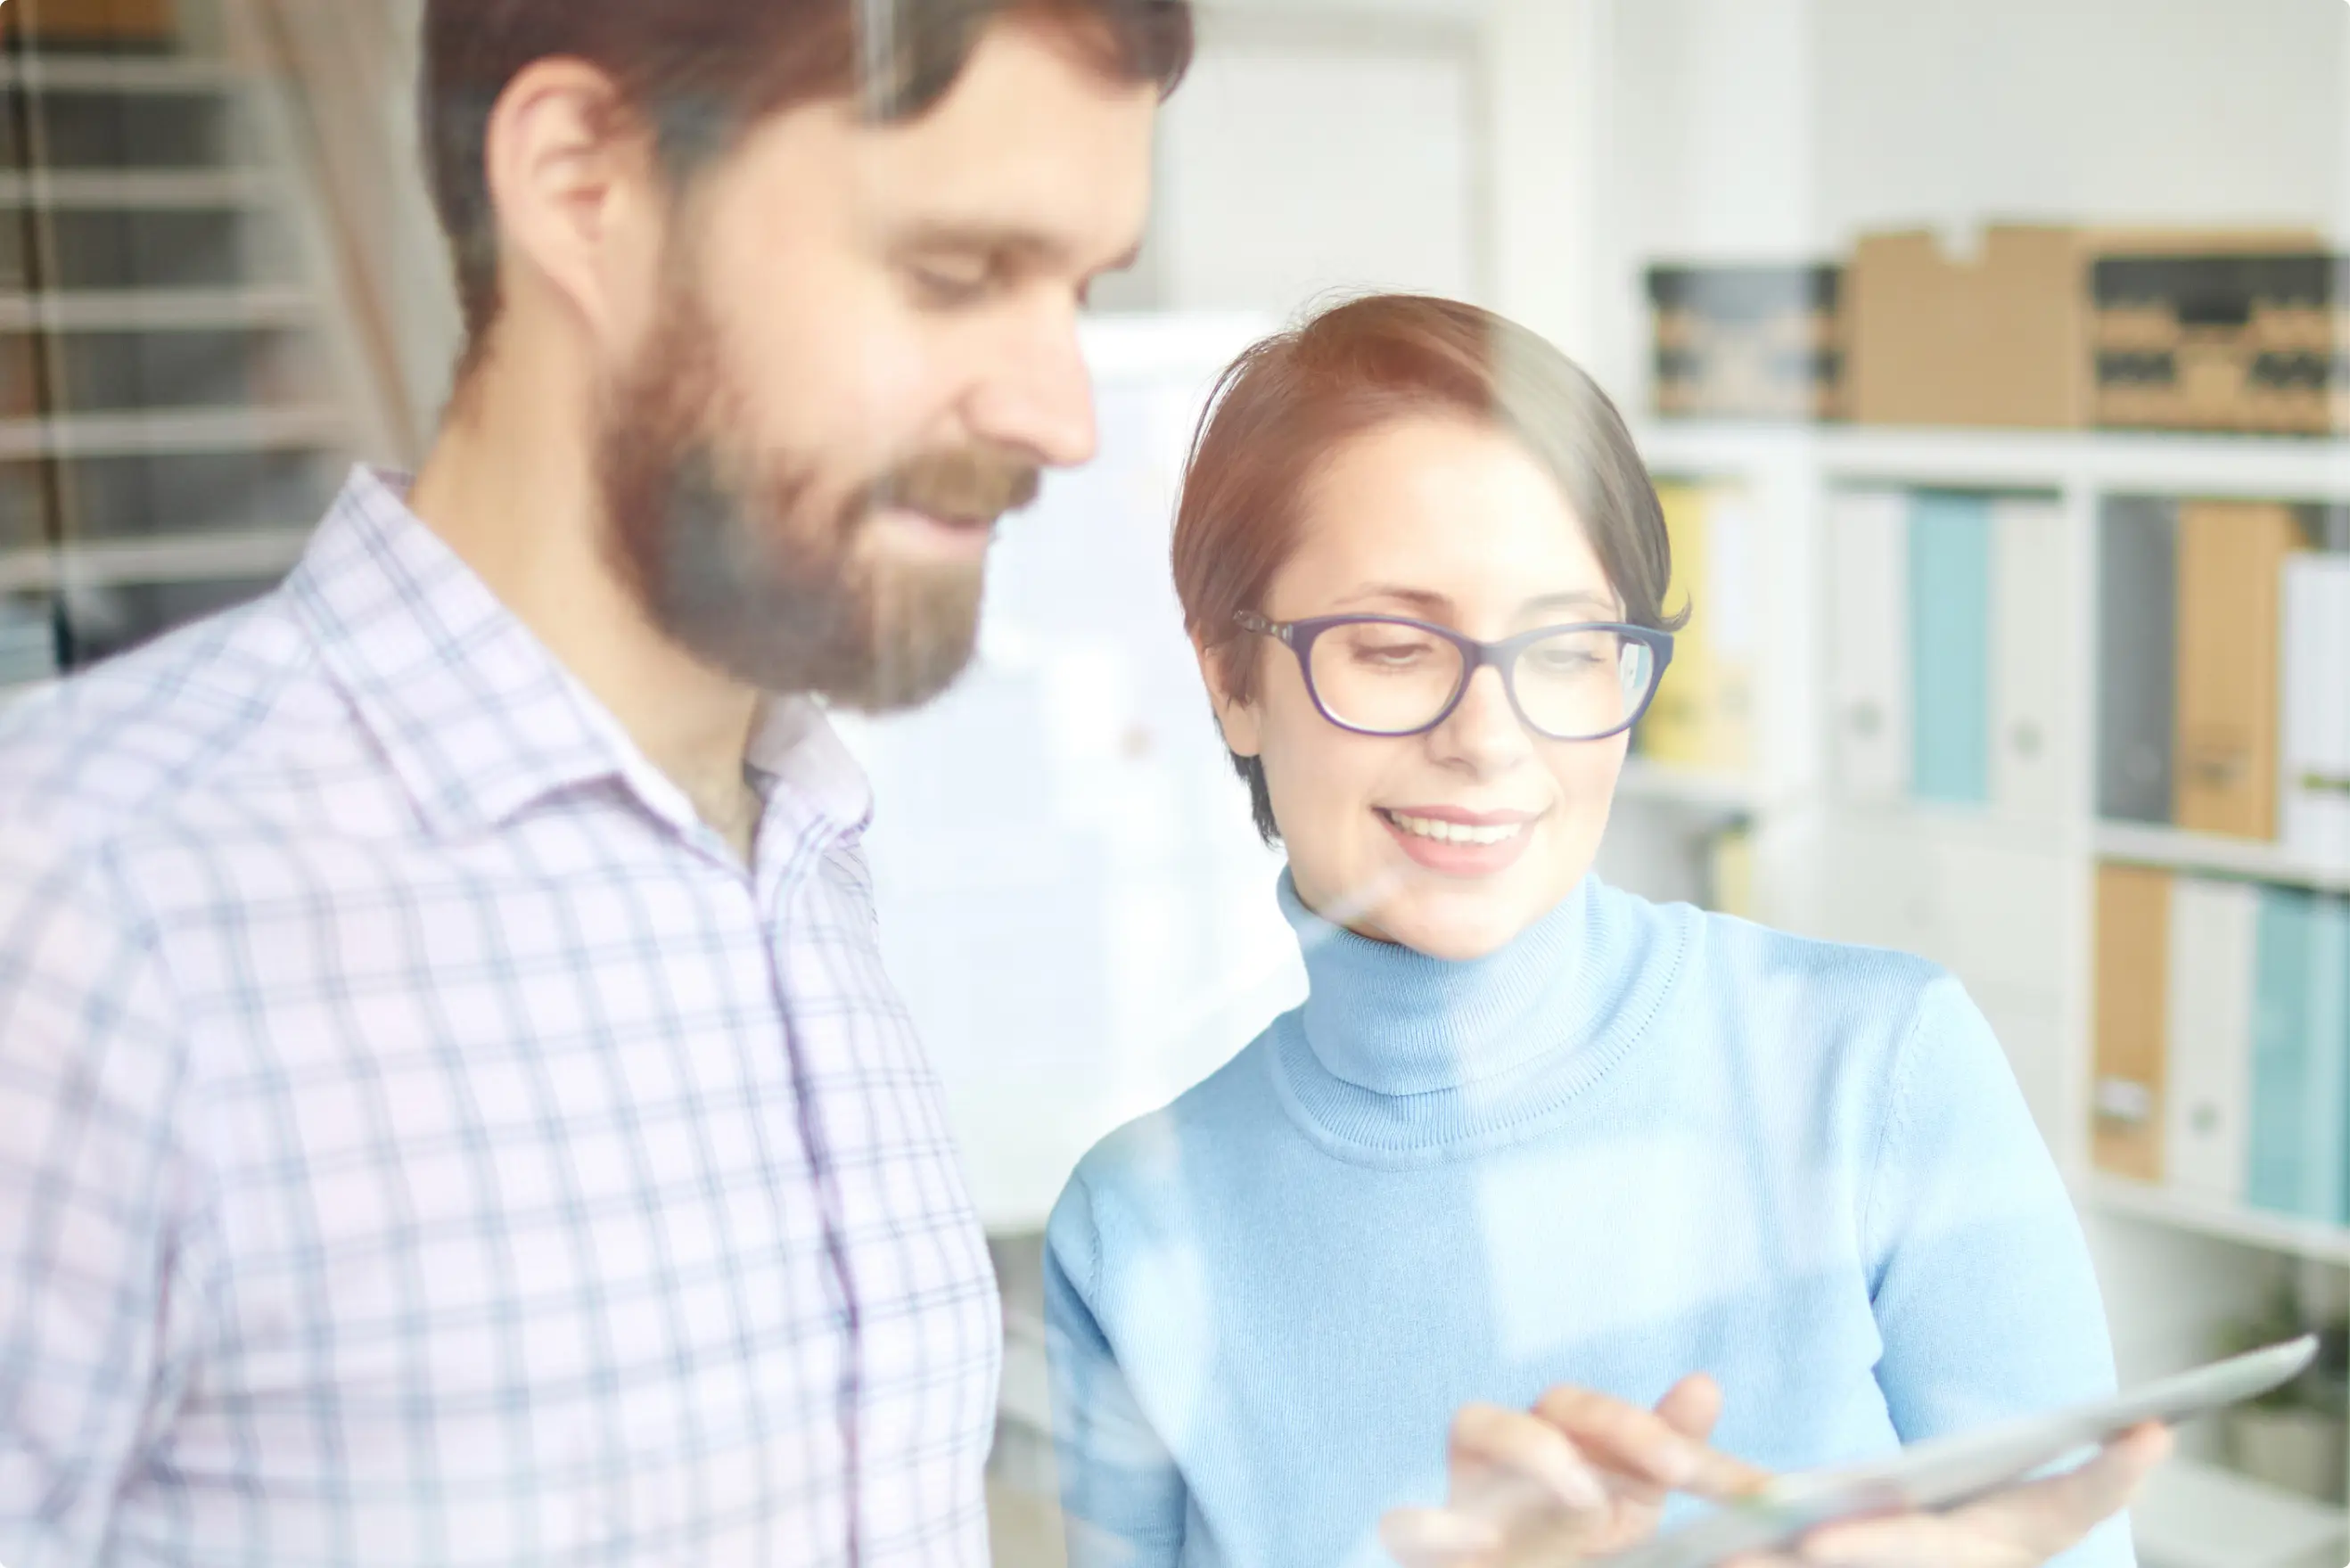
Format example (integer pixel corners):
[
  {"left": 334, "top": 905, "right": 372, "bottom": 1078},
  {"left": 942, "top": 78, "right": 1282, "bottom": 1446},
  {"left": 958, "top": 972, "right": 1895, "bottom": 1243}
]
[
  {"left": 2093, "top": 862, "right": 2172, "bottom": 1182},
  {"left": 2097, "top": 497, "right": 2176, "bottom": 825},
  {"left": 1641, "top": 480, "right": 1755, "bottom": 773},
  {"left": 2163, "top": 877, "right": 2257, "bottom": 1204},
  {"left": 2280, "top": 553, "right": 2350, "bottom": 868},
  {"left": 1828, "top": 488, "right": 1911, "bottom": 803},
  {"left": 2314, "top": 897, "right": 2350, "bottom": 1227},
  {"left": 2173, "top": 500, "right": 2303, "bottom": 841},
  {"left": 1991, "top": 497, "right": 2068, "bottom": 821},
  {"left": 1910, "top": 491, "right": 1994, "bottom": 806},
  {"left": 2245, "top": 886, "right": 2338, "bottom": 1223}
]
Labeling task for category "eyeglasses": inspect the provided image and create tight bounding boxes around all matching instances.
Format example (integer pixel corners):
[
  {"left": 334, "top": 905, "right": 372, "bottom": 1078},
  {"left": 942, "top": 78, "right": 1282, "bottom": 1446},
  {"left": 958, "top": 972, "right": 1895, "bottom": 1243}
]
[{"left": 1236, "top": 611, "right": 1675, "bottom": 743}]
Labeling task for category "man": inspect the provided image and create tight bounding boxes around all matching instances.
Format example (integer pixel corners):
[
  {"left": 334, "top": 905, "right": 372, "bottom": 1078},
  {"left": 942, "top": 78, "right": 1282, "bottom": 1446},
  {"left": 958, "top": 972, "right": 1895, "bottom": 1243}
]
[
  {"left": 0, "top": 1, "right": 2158, "bottom": 1563},
  {"left": 0, "top": 5, "right": 1180, "bottom": 1561}
]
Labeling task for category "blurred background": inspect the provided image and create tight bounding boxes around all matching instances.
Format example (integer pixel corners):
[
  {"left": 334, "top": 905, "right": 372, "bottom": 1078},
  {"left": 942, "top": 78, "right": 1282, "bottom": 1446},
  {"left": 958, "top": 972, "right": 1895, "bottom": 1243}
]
[{"left": 4, "top": 1, "right": 2349, "bottom": 1564}]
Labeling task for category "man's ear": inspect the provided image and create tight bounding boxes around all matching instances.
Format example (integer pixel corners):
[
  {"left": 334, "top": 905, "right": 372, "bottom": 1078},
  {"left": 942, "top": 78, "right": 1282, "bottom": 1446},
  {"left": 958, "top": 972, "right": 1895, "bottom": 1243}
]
[
  {"left": 1193, "top": 634, "right": 1263, "bottom": 758},
  {"left": 481, "top": 57, "right": 669, "bottom": 351}
]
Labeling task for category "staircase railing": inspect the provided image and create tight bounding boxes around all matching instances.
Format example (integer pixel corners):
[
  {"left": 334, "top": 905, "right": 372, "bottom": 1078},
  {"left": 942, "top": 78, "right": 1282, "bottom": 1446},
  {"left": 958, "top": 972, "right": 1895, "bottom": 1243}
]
[{"left": 222, "top": 0, "right": 456, "bottom": 467}]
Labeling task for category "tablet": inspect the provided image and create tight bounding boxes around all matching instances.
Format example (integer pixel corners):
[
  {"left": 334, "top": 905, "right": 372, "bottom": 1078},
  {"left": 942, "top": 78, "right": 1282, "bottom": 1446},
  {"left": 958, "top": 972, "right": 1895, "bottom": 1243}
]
[{"left": 1604, "top": 1334, "right": 2320, "bottom": 1568}]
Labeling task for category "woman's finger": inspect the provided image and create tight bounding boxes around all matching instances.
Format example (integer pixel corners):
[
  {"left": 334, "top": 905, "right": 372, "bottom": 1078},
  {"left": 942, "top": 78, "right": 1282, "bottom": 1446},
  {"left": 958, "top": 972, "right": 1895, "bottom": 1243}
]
[
  {"left": 1654, "top": 1374, "right": 1725, "bottom": 1443},
  {"left": 1450, "top": 1402, "right": 1611, "bottom": 1515},
  {"left": 1532, "top": 1385, "right": 1770, "bottom": 1501},
  {"left": 1381, "top": 1506, "right": 1505, "bottom": 1568}
]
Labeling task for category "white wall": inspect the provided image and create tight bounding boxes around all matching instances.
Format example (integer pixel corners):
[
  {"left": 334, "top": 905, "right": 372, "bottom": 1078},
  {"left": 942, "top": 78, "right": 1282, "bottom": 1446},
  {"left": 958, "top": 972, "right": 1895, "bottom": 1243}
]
[
  {"left": 1140, "top": 5, "right": 1490, "bottom": 322},
  {"left": 1591, "top": 0, "right": 2350, "bottom": 400},
  {"left": 1160, "top": 0, "right": 2350, "bottom": 405}
]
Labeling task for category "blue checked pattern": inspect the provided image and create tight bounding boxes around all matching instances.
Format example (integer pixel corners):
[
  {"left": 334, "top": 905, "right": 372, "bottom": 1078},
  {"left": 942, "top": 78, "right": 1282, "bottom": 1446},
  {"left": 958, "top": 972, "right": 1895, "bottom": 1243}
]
[{"left": 0, "top": 469, "right": 1000, "bottom": 1567}]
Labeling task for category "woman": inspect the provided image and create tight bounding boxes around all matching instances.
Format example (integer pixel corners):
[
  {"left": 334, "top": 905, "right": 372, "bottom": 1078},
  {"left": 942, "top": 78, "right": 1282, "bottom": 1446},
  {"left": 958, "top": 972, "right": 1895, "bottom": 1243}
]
[{"left": 1043, "top": 296, "right": 2161, "bottom": 1568}]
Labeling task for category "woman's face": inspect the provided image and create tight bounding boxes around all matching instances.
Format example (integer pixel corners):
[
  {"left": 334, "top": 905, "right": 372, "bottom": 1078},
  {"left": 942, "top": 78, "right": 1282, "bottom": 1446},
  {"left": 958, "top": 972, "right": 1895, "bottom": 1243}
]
[{"left": 1208, "top": 414, "right": 1630, "bottom": 961}]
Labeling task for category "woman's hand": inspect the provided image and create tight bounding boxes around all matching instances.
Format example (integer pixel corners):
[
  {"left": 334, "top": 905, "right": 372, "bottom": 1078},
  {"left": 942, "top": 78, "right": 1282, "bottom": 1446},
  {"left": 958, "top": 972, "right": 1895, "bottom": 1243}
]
[
  {"left": 1382, "top": 1375, "right": 1768, "bottom": 1568},
  {"left": 1761, "top": 1423, "right": 2173, "bottom": 1568},
  {"left": 1382, "top": 1387, "right": 2171, "bottom": 1568}
]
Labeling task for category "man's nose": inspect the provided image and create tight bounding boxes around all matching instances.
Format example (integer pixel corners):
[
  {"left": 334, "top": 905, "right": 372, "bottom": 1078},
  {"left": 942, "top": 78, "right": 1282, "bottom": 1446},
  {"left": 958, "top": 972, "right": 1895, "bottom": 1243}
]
[{"left": 966, "top": 301, "right": 1098, "bottom": 471}]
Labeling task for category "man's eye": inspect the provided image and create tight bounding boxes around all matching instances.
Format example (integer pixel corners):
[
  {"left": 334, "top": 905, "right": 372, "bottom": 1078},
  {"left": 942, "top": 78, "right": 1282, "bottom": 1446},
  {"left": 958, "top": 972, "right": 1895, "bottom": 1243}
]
[{"left": 908, "top": 264, "right": 993, "bottom": 308}]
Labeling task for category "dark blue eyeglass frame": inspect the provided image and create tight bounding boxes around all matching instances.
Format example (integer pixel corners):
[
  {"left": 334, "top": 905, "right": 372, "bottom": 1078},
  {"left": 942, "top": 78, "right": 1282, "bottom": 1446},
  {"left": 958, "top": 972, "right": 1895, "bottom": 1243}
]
[{"left": 1235, "top": 610, "right": 1677, "bottom": 743}]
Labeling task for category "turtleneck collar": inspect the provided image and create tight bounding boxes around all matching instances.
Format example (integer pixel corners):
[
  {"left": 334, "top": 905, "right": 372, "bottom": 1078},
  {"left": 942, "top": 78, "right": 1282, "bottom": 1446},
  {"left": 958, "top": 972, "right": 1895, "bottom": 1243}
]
[
  {"left": 1281, "top": 871, "right": 1598, "bottom": 1095},
  {"left": 1269, "top": 870, "right": 1686, "bottom": 1163}
]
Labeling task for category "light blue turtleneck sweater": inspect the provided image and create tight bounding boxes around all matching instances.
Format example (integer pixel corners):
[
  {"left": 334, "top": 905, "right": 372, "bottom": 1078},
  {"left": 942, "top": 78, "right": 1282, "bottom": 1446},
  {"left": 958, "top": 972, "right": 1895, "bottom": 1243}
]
[{"left": 1043, "top": 874, "right": 2130, "bottom": 1568}]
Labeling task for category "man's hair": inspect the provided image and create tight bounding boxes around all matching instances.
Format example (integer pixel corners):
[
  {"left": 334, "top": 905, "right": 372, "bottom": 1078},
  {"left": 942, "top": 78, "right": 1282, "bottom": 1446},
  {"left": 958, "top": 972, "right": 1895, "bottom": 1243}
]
[
  {"left": 1171, "top": 294, "right": 1687, "bottom": 843},
  {"left": 422, "top": 0, "right": 1194, "bottom": 369}
]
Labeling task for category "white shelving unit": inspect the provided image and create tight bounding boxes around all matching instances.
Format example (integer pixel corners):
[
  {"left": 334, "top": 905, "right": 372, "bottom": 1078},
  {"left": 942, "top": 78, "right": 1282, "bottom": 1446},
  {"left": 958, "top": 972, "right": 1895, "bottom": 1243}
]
[
  {"left": 2096, "top": 822, "right": 2350, "bottom": 901},
  {"left": 1622, "top": 417, "right": 2350, "bottom": 1568},
  {"left": 2090, "top": 1175, "right": 2350, "bottom": 1273}
]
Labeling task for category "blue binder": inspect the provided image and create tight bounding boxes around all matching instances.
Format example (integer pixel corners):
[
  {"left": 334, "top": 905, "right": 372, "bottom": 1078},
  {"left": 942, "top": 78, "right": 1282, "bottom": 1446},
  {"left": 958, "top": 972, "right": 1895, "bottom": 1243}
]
[
  {"left": 1910, "top": 491, "right": 1993, "bottom": 805},
  {"left": 2305, "top": 898, "right": 2350, "bottom": 1225},
  {"left": 2248, "top": 887, "right": 2320, "bottom": 1219}
]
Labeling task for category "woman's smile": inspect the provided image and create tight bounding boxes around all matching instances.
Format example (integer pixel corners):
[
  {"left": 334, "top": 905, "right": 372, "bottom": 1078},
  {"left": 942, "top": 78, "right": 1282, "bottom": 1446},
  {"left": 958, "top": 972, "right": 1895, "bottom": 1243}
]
[{"left": 1376, "top": 803, "right": 1549, "bottom": 876}]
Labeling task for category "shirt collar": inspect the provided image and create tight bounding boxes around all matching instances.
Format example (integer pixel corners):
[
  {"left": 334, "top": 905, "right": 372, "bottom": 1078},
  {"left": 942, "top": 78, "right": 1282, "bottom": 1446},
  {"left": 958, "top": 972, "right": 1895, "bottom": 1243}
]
[
  {"left": 288, "top": 465, "right": 872, "bottom": 844},
  {"left": 747, "top": 694, "right": 875, "bottom": 842}
]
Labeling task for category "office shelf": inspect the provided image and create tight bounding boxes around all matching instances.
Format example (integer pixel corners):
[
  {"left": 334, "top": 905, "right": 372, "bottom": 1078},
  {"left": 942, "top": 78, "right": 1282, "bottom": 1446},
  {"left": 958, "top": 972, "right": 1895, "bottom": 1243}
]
[
  {"left": 2089, "top": 1174, "right": 2350, "bottom": 1268},
  {"left": 1616, "top": 759, "right": 1764, "bottom": 815},
  {"left": 2094, "top": 822, "right": 2350, "bottom": 899},
  {"left": 1633, "top": 422, "right": 2350, "bottom": 506}
]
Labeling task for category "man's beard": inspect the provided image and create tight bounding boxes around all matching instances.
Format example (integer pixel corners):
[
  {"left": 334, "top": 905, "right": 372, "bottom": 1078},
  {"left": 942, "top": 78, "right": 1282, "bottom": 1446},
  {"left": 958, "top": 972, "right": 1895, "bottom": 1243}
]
[{"left": 596, "top": 283, "right": 1040, "bottom": 711}]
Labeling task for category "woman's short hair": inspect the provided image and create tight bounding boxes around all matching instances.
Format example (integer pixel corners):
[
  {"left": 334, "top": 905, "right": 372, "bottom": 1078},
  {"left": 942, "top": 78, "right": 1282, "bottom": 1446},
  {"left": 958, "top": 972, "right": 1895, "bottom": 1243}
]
[{"left": 1170, "top": 293, "right": 1683, "bottom": 842}]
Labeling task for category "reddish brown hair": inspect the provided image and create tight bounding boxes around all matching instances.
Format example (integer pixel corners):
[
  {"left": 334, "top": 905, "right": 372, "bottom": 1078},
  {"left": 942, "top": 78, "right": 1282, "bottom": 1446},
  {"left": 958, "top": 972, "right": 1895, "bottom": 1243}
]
[
  {"left": 1172, "top": 293, "right": 1684, "bottom": 841},
  {"left": 422, "top": 0, "right": 1193, "bottom": 374}
]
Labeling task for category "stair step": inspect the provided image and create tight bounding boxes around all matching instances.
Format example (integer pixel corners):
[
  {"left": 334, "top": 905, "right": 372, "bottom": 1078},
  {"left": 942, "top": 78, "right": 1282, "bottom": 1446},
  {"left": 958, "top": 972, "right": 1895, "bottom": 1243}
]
[
  {"left": 0, "top": 58, "right": 249, "bottom": 94},
  {"left": 0, "top": 168, "right": 272, "bottom": 209},
  {"left": 0, "top": 406, "right": 344, "bottom": 459},
  {"left": 0, "top": 525, "right": 309, "bottom": 593},
  {"left": 0, "top": 287, "right": 312, "bottom": 332}
]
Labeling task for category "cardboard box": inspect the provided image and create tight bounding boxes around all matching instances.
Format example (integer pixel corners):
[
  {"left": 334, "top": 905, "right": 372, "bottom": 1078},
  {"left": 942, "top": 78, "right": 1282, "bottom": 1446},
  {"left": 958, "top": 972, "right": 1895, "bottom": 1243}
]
[
  {"left": 1846, "top": 226, "right": 2320, "bottom": 429},
  {"left": 1647, "top": 264, "right": 1843, "bottom": 422},
  {"left": 2093, "top": 251, "right": 2350, "bottom": 435},
  {"left": 3, "top": 0, "right": 179, "bottom": 45}
]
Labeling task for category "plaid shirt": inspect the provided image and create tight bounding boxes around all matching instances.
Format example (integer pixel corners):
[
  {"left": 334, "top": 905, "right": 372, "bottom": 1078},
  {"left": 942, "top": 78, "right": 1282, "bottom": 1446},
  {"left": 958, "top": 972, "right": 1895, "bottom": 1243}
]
[{"left": 0, "top": 469, "right": 1000, "bottom": 1567}]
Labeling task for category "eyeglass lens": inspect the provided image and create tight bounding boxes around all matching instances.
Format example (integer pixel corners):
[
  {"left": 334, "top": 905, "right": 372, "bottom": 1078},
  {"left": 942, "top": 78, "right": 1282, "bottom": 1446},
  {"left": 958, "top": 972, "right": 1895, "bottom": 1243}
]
[{"left": 1305, "top": 623, "right": 1656, "bottom": 740}]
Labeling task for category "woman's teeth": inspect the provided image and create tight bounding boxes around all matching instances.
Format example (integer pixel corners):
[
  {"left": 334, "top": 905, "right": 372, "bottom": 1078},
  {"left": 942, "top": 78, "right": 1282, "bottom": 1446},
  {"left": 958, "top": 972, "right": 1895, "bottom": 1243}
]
[{"left": 1385, "top": 811, "right": 1527, "bottom": 846}]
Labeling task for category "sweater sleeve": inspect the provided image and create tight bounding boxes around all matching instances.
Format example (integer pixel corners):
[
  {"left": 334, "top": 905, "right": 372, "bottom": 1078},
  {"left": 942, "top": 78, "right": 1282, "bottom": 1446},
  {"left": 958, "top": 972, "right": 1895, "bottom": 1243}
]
[
  {"left": 1044, "top": 1174, "right": 1189, "bottom": 1568},
  {"left": 1862, "top": 975, "right": 2134, "bottom": 1568}
]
